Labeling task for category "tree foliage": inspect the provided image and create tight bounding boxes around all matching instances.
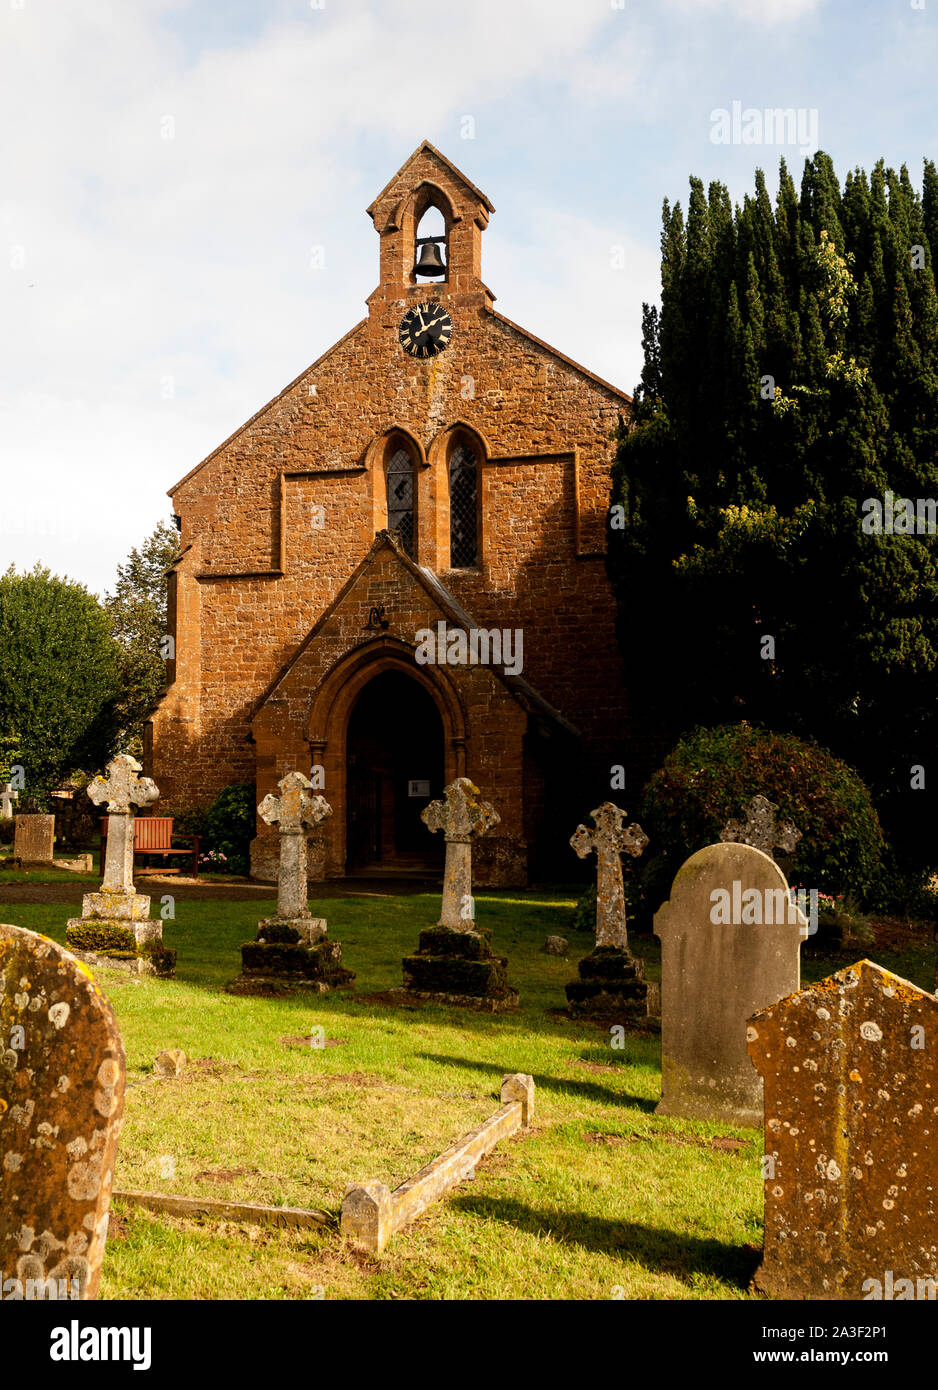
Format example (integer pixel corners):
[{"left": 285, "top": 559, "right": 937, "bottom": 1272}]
[
  {"left": 608, "top": 152, "right": 938, "bottom": 870},
  {"left": 0, "top": 565, "right": 122, "bottom": 800},
  {"left": 104, "top": 519, "right": 180, "bottom": 755}
]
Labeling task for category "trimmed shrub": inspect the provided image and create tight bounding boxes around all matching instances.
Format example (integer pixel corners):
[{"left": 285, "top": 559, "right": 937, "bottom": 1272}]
[{"left": 640, "top": 723, "right": 886, "bottom": 912}]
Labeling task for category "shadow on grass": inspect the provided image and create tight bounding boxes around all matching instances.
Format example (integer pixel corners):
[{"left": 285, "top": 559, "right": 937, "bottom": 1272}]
[
  {"left": 416, "top": 1051, "right": 659, "bottom": 1112},
  {"left": 447, "top": 1191, "right": 759, "bottom": 1290}
]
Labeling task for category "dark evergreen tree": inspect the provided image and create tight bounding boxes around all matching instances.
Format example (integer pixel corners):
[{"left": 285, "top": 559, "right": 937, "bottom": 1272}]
[{"left": 608, "top": 153, "right": 938, "bottom": 872}]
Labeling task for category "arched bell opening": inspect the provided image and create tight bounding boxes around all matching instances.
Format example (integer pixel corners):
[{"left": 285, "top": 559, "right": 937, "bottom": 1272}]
[{"left": 411, "top": 186, "right": 451, "bottom": 283}]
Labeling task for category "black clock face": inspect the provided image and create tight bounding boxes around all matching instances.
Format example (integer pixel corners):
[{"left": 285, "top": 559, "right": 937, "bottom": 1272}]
[{"left": 399, "top": 301, "right": 453, "bottom": 359}]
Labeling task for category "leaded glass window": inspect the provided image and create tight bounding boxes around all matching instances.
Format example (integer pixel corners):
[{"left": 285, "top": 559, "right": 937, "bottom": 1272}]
[
  {"left": 449, "top": 442, "right": 478, "bottom": 568},
  {"left": 387, "top": 446, "right": 415, "bottom": 558}
]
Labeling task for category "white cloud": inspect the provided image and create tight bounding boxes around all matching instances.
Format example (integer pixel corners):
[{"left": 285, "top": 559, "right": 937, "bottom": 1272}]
[
  {"left": 0, "top": 0, "right": 637, "bottom": 593},
  {"left": 671, "top": 0, "right": 821, "bottom": 21}
]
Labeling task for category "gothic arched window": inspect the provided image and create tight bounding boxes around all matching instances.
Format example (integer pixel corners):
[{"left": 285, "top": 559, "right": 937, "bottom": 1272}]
[
  {"left": 387, "top": 446, "right": 416, "bottom": 558},
  {"left": 449, "top": 441, "right": 478, "bottom": 568}
]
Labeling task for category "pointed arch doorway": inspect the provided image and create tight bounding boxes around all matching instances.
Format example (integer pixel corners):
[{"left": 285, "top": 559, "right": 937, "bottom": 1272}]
[{"left": 345, "top": 669, "right": 445, "bottom": 876}]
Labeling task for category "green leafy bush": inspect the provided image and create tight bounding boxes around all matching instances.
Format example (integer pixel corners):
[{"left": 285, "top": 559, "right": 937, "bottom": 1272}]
[
  {"left": 203, "top": 783, "right": 255, "bottom": 876},
  {"left": 640, "top": 723, "right": 886, "bottom": 910}
]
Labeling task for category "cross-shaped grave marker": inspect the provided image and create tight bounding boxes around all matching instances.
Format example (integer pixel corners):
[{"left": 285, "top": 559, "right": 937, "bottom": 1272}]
[
  {"left": 0, "top": 782, "right": 18, "bottom": 819},
  {"left": 720, "top": 794, "right": 801, "bottom": 860},
  {"left": 570, "top": 802, "right": 648, "bottom": 950},
  {"left": 66, "top": 756, "right": 174, "bottom": 976},
  {"left": 421, "top": 777, "right": 499, "bottom": 930},
  {"left": 86, "top": 754, "right": 159, "bottom": 895},
  {"left": 259, "top": 771, "right": 332, "bottom": 922}
]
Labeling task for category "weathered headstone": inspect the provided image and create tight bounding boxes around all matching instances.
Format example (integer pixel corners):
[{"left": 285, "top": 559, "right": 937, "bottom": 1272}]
[
  {"left": 721, "top": 794, "right": 801, "bottom": 859},
  {"left": 654, "top": 842, "right": 807, "bottom": 1125},
  {"left": 565, "top": 802, "right": 652, "bottom": 1020},
  {"left": 397, "top": 778, "right": 518, "bottom": 1011},
  {"left": 0, "top": 782, "right": 18, "bottom": 820},
  {"left": 65, "top": 756, "right": 176, "bottom": 978},
  {"left": 1, "top": 921, "right": 126, "bottom": 1300},
  {"left": 13, "top": 814, "right": 55, "bottom": 866},
  {"left": 749, "top": 959, "right": 938, "bottom": 1300},
  {"left": 234, "top": 773, "right": 353, "bottom": 993}
]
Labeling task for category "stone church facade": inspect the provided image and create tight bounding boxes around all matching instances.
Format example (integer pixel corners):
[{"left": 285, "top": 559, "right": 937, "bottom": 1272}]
[{"left": 146, "top": 141, "right": 636, "bottom": 885}]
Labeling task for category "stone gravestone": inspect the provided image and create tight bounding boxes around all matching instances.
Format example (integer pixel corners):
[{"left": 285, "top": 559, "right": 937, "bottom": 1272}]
[
  {"left": 234, "top": 773, "right": 353, "bottom": 993},
  {"left": 1, "top": 921, "right": 126, "bottom": 1299},
  {"left": 749, "top": 959, "right": 938, "bottom": 1300},
  {"left": 397, "top": 777, "right": 518, "bottom": 1011},
  {"left": 0, "top": 782, "right": 19, "bottom": 820},
  {"left": 13, "top": 814, "right": 55, "bottom": 866},
  {"left": 65, "top": 755, "right": 176, "bottom": 978},
  {"left": 565, "top": 802, "right": 652, "bottom": 1020},
  {"left": 654, "top": 841, "right": 807, "bottom": 1126},
  {"left": 721, "top": 792, "right": 802, "bottom": 881}
]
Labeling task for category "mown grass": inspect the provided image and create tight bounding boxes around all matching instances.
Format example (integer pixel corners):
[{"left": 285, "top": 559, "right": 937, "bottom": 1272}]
[{"left": 1, "top": 886, "right": 934, "bottom": 1300}]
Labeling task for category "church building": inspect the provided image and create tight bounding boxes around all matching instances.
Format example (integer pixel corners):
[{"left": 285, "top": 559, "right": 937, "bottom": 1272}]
[{"left": 146, "top": 141, "right": 635, "bottom": 885}]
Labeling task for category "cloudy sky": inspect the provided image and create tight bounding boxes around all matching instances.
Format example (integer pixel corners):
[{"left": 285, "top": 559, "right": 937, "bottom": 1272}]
[{"left": 2, "top": 0, "right": 935, "bottom": 594}]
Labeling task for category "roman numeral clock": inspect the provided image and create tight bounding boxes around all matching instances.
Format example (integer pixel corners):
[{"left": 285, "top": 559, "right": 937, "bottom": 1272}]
[{"left": 399, "top": 301, "right": 453, "bottom": 359}]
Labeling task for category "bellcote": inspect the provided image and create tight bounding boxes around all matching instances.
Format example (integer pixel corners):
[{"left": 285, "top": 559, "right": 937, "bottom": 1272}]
[{"left": 366, "top": 140, "right": 495, "bottom": 309}]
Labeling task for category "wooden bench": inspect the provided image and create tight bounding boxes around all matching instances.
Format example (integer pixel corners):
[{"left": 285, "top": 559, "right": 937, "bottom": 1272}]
[{"left": 99, "top": 816, "right": 200, "bottom": 878}]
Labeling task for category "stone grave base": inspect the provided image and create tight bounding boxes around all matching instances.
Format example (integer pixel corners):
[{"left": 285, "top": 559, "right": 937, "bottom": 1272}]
[
  {"left": 565, "top": 947, "right": 654, "bottom": 1022},
  {"left": 236, "top": 925, "right": 354, "bottom": 993},
  {"left": 400, "top": 925, "right": 519, "bottom": 1011},
  {"left": 65, "top": 919, "right": 177, "bottom": 979},
  {"left": 655, "top": 1077, "right": 761, "bottom": 1129},
  {"left": 257, "top": 914, "right": 327, "bottom": 946},
  {"left": 386, "top": 986, "right": 520, "bottom": 1013}
]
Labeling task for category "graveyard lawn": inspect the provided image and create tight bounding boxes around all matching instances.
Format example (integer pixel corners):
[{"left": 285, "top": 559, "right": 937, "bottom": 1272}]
[{"left": 3, "top": 889, "right": 935, "bottom": 1302}]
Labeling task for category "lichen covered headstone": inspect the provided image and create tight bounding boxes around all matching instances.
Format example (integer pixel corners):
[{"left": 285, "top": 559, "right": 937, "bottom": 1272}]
[
  {"left": 398, "top": 778, "right": 518, "bottom": 1011},
  {"left": 565, "top": 802, "right": 651, "bottom": 1021},
  {"left": 233, "top": 773, "right": 353, "bottom": 993},
  {"left": 655, "top": 842, "right": 806, "bottom": 1125},
  {"left": 721, "top": 794, "right": 801, "bottom": 859},
  {"left": 65, "top": 755, "right": 176, "bottom": 977},
  {"left": 1, "top": 922, "right": 125, "bottom": 1299},
  {"left": 749, "top": 959, "right": 938, "bottom": 1300},
  {"left": 13, "top": 814, "right": 55, "bottom": 866}
]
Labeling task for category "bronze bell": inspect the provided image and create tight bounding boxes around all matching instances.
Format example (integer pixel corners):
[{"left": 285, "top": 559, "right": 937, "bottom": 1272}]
[{"left": 414, "top": 240, "right": 446, "bottom": 277}]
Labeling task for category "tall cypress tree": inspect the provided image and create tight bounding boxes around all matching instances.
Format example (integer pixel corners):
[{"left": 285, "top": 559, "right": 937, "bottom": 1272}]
[{"left": 608, "top": 152, "right": 938, "bottom": 872}]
